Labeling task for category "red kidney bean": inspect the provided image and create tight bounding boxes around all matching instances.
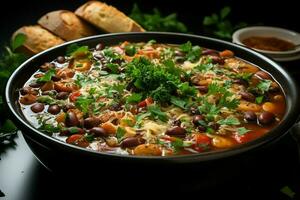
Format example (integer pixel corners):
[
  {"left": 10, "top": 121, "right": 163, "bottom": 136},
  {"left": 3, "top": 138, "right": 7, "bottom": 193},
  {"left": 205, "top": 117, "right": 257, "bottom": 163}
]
[
  {"left": 165, "top": 126, "right": 187, "bottom": 138},
  {"left": 244, "top": 111, "right": 257, "bottom": 122},
  {"left": 29, "top": 82, "right": 42, "bottom": 88},
  {"left": 210, "top": 56, "right": 225, "bottom": 65},
  {"left": 258, "top": 111, "right": 275, "bottom": 124},
  {"left": 233, "top": 79, "right": 248, "bottom": 86},
  {"left": 30, "top": 103, "right": 44, "bottom": 113},
  {"left": 40, "top": 62, "right": 55, "bottom": 72},
  {"left": 47, "top": 105, "right": 61, "bottom": 115},
  {"left": 89, "top": 127, "right": 108, "bottom": 137},
  {"left": 65, "top": 112, "right": 79, "bottom": 127},
  {"left": 255, "top": 71, "right": 271, "bottom": 80},
  {"left": 120, "top": 137, "right": 146, "bottom": 148},
  {"left": 197, "top": 125, "right": 206, "bottom": 132},
  {"left": 209, "top": 122, "right": 220, "bottom": 130},
  {"left": 56, "top": 92, "right": 69, "bottom": 100},
  {"left": 20, "top": 86, "right": 32, "bottom": 95},
  {"left": 84, "top": 117, "right": 101, "bottom": 129},
  {"left": 56, "top": 56, "right": 65, "bottom": 64},
  {"left": 196, "top": 85, "right": 208, "bottom": 93},
  {"left": 240, "top": 91, "right": 255, "bottom": 102},
  {"left": 202, "top": 49, "right": 219, "bottom": 56},
  {"left": 96, "top": 43, "right": 105, "bottom": 51},
  {"left": 62, "top": 104, "right": 75, "bottom": 112},
  {"left": 51, "top": 75, "right": 61, "bottom": 82},
  {"left": 42, "top": 90, "right": 57, "bottom": 96},
  {"left": 192, "top": 115, "right": 204, "bottom": 126},
  {"left": 172, "top": 119, "right": 181, "bottom": 127},
  {"left": 60, "top": 127, "right": 84, "bottom": 136}
]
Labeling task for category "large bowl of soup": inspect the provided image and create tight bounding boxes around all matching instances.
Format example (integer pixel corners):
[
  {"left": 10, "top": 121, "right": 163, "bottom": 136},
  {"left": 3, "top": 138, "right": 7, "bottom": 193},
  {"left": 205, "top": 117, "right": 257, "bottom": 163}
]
[{"left": 5, "top": 32, "right": 300, "bottom": 172}]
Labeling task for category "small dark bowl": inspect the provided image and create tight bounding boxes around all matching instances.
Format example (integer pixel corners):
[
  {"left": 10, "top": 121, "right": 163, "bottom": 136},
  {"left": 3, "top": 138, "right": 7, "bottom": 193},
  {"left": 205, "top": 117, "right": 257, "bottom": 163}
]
[{"left": 5, "top": 32, "right": 300, "bottom": 186}]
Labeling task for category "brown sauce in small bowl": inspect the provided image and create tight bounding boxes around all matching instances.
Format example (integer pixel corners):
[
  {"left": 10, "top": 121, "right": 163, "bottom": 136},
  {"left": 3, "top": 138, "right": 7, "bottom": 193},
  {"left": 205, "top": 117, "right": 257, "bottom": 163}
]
[{"left": 242, "top": 36, "right": 295, "bottom": 51}]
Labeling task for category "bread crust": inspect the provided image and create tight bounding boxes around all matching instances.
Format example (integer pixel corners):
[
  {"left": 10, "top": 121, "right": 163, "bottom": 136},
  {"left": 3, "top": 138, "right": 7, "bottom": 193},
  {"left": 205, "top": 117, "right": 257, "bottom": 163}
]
[
  {"left": 38, "top": 10, "right": 97, "bottom": 41},
  {"left": 12, "top": 25, "right": 65, "bottom": 55},
  {"left": 75, "top": 1, "right": 145, "bottom": 33}
]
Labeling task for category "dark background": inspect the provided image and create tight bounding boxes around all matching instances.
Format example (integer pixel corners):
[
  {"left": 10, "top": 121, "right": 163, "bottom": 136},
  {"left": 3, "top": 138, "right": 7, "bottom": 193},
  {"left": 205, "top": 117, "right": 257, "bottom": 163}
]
[
  {"left": 1, "top": 0, "right": 300, "bottom": 45},
  {"left": 1, "top": 0, "right": 300, "bottom": 199}
]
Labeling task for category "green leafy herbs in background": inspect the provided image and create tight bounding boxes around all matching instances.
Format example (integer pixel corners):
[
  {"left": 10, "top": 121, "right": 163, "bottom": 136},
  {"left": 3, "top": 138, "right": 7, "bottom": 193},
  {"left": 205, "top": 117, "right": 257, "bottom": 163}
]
[
  {"left": 129, "top": 4, "right": 188, "bottom": 33},
  {"left": 203, "top": 6, "right": 247, "bottom": 39},
  {"left": 0, "top": 33, "right": 28, "bottom": 140}
]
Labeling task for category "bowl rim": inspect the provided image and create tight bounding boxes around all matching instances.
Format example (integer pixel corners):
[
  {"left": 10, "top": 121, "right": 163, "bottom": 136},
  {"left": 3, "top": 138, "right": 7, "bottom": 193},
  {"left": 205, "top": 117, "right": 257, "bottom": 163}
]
[
  {"left": 232, "top": 26, "right": 300, "bottom": 55},
  {"left": 5, "top": 32, "right": 300, "bottom": 162}
]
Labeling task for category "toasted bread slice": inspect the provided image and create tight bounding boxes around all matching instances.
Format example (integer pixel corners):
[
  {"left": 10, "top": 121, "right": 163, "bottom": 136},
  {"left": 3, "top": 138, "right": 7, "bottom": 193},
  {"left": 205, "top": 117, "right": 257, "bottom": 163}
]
[
  {"left": 38, "top": 10, "right": 97, "bottom": 41},
  {"left": 75, "top": 1, "right": 145, "bottom": 33},
  {"left": 12, "top": 25, "right": 65, "bottom": 55}
]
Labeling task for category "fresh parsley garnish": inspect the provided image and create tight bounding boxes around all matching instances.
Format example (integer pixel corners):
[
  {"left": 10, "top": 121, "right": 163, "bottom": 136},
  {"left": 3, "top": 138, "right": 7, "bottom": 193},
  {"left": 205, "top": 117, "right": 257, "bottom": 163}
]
[
  {"left": 116, "top": 127, "right": 126, "bottom": 141},
  {"left": 179, "top": 41, "right": 202, "bottom": 62},
  {"left": 237, "top": 127, "right": 251, "bottom": 135},
  {"left": 257, "top": 80, "right": 272, "bottom": 93},
  {"left": 217, "top": 116, "right": 240, "bottom": 125},
  {"left": 37, "top": 68, "right": 56, "bottom": 83}
]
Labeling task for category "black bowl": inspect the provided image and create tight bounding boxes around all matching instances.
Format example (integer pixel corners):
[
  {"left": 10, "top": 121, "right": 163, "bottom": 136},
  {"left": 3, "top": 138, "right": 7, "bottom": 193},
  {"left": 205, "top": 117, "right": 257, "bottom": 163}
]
[{"left": 5, "top": 32, "right": 300, "bottom": 178}]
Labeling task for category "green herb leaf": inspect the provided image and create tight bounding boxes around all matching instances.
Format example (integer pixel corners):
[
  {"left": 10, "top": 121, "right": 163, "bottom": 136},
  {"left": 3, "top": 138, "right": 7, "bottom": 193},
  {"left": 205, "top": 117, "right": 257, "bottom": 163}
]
[
  {"left": 217, "top": 116, "right": 240, "bottom": 125},
  {"left": 85, "top": 134, "right": 95, "bottom": 142},
  {"left": 237, "top": 127, "right": 251, "bottom": 135},
  {"left": 37, "top": 68, "right": 56, "bottom": 83},
  {"left": 170, "top": 96, "right": 187, "bottom": 109},
  {"left": 179, "top": 41, "right": 202, "bottom": 63},
  {"left": 106, "top": 63, "right": 119, "bottom": 74},
  {"left": 255, "top": 96, "right": 264, "bottom": 104},
  {"left": 39, "top": 123, "right": 60, "bottom": 134},
  {"left": 75, "top": 95, "right": 94, "bottom": 114},
  {"left": 257, "top": 80, "right": 272, "bottom": 93},
  {"left": 0, "top": 119, "right": 17, "bottom": 133},
  {"left": 220, "top": 6, "right": 231, "bottom": 19},
  {"left": 66, "top": 44, "right": 91, "bottom": 58},
  {"left": 116, "top": 127, "right": 126, "bottom": 141},
  {"left": 125, "top": 45, "right": 137, "bottom": 56},
  {"left": 280, "top": 186, "right": 296, "bottom": 199},
  {"left": 37, "top": 95, "right": 55, "bottom": 104},
  {"left": 129, "top": 4, "right": 188, "bottom": 33},
  {"left": 11, "top": 33, "right": 26, "bottom": 51},
  {"left": 126, "top": 93, "right": 143, "bottom": 104},
  {"left": 147, "top": 105, "right": 168, "bottom": 122},
  {"left": 171, "top": 137, "right": 184, "bottom": 153}
]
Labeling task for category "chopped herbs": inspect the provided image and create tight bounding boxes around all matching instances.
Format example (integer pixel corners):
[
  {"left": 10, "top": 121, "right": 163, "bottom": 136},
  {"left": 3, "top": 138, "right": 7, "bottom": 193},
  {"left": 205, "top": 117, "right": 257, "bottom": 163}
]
[
  {"left": 179, "top": 41, "right": 202, "bottom": 62},
  {"left": 125, "top": 44, "right": 137, "bottom": 56},
  {"left": 257, "top": 80, "right": 272, "bottom": 93},
  {"left": 37, "top": 68, "right": 56, "bottom": 83},
  {"left": 116, "top": 127, "right": 126, "bottom": 141},
  {"left": 255, "top": 96, "right": 264, "bottom": 104},
  {"left": 237, "top": 127, "right": 251, "bottom": 135},
  {"left": 217, "top": 116, "right": 240, "bottom": 125},
  {"left": 126, "top": 93, "right": 143, "bottom": 104}
]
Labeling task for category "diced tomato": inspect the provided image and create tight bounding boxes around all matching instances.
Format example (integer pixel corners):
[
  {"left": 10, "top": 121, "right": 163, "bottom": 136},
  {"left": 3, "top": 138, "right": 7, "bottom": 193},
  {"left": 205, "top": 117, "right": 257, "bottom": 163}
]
[
  {"left": 192, "top": 134, "right": 211, "bottom": 152},
  {"left": 233, "top": 134, "right": 253, "bottom": 144},
  {"left": 69, "top": 91, "right": 81, "bottom": 102},
  {"left": 66, "top": 134, "right": 82, "bottom": 144},
  {"left": 138, "top": 97, "right": 153, "bottom": 107},
  {"left": 66, "top": 134, "right": 89, "bottom": 147},
  {"left": 194, "top": 134, "right": 211, "bottom": 145}
]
